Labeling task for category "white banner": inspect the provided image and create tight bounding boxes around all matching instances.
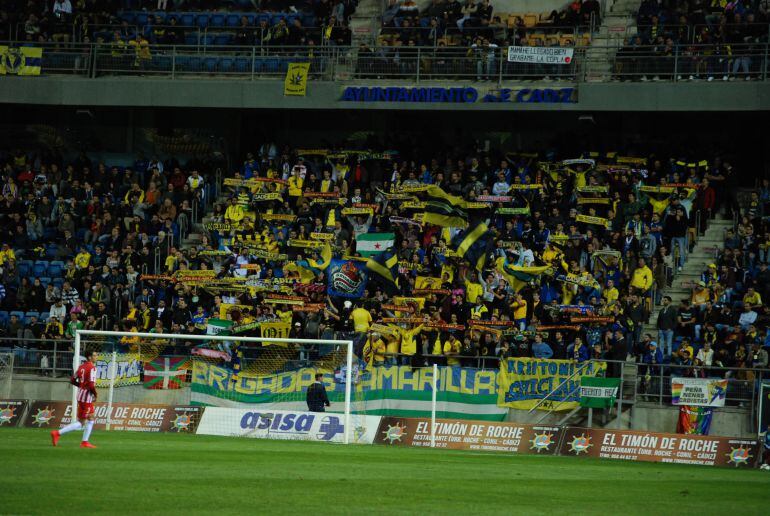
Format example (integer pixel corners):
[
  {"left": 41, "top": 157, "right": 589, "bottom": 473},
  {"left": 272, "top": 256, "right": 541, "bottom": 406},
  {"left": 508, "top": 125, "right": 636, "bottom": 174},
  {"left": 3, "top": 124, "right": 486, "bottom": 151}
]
[
  {"left": 671, "top": 377, "right": 728, "bottom": 407},
  {"left": 579, "top": 386, "right": 618, "bottom": 399},
  {"left": 507, "top": 46, "right": 574, "bottom": 64},
  {"left": 196, "top": 407, "right": 382, "bottom": 444},
  {"left": 94, "top": 353, "right": 141, "bottom": 387}
]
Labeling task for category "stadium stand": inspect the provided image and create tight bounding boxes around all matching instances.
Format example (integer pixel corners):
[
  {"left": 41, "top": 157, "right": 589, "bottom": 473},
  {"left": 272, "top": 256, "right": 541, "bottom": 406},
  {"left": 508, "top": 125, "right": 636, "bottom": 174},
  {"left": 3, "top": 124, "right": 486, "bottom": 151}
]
[{"left": 1, "top": 141, "right": 767, "bottom": 390}]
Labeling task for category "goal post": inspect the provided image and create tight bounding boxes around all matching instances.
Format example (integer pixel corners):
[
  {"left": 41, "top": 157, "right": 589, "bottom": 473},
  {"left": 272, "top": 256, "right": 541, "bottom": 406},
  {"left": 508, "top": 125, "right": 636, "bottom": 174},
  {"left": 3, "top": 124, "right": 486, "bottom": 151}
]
[{"left": 74, "top": 330, "right": 355, "bottom": 444}]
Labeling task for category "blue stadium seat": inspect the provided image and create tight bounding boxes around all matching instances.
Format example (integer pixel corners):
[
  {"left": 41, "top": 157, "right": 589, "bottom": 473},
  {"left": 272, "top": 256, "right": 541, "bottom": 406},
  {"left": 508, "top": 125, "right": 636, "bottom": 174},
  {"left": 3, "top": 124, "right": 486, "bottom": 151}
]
[
  {"left": 256, "top": 13, "right": 270, "bottom": 24},
  {"left": 52, "top": 278, "right": 64, "bottom": 289},
  {"left": 24, "top": 312, "right": 39, "bottom": 325},
  {"left": 262, "top": 58, "right": 280, "bottom": 73},
  {"left": 153, "top": 55, "right": 172, "bottom": 71},
  {"left": 9, "top": 311, "right": 24, "bottom": 321},
  {"left": 286, "top": 14, "right": 299, "bottom": 25},
  {"left": 151, "top": 11, "right": 167, "bottom": 22},
  {"left": 214, "top": 34, "right": 232, "bottom": 46},
  {"left": 180, "top": 13, "right": 195, "bottom": 26},
  {"left": 18, "top": 260, "right": 32, "bottom": 277},
  {"left": 201, "top": 34, "right": 214, "bottom": 47},
  {"left": 33, "top": 261, "right": 48, "bottom": 277},
  {"left": 0, "top": 311, "right": 9, "bottom": 328},
  {"left": 43, "top": 227, "right": 57, "bottom": 240},
  {"left": 234, "top": 57, "right": 250, "bottom": 72},
  {"left": 40, "top": 312, "right": 49, "bottom": 322},
  {"left": 197, "top": 14, "right": 210, "bottom": 28},
  {"left": 210, "top": 14, "right": 226, "bottom": 27},
  {"left": 203, "top": 57, "right": 218, "bottom": 72},
  {"left": 270, "top": 13, "right": 286, "bottom": 25},
  {"left": 39, "top": 277, "right": 52, "bottom": 288},
  {"left": 120, "top": 12, "right": 136, "bottom": 24},
  {"left": 184, "top": 33, "right": 199, "bottom": 46},
  {"left": 219, "top": 58, "right": 234, "bottom": 73},
  {"left": 45, "top": 244, "right": 59, "bottom": 258},
  {"left": 226, "top": 14, "right": 241, "bottom": 27},
  {"left": 47, "top": 263, "right": 63, "bottom": 278},
  {"left": 136, "top": 13, "right": 149, "bottom": 26},
  {"left": 75, "top": 227, "right": 87, "bottom": 242}
]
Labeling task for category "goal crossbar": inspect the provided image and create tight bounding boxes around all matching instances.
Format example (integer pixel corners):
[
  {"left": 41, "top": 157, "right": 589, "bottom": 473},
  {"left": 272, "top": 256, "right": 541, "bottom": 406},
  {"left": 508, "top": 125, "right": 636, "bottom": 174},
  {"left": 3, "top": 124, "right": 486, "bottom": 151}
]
[{"left": 72, "top": 329, "right": 355, "bottom": 443}]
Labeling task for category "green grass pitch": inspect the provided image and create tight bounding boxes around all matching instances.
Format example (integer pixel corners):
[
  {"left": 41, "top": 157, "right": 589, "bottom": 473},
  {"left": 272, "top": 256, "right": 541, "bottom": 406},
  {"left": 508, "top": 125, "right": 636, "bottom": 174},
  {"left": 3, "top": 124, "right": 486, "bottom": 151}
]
[{"left": 2, "top": 428, "right": 768, "bottom": 515}]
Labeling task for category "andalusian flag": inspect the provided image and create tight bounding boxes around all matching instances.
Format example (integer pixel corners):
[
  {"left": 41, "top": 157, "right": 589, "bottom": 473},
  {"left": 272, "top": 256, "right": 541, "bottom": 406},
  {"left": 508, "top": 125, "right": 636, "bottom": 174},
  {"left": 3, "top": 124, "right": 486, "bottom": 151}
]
[
  {"left": 451, "top": 221, "right": 492, "bottom": 271},
  {"left": 143, "top": 357, "right": 189, "bottom": 389},
  {"left": 0, "top": 46, "right": 42, "bottom": 75},
  {"left": 356, "top": 233, "right": 395, "bottom": 257}
]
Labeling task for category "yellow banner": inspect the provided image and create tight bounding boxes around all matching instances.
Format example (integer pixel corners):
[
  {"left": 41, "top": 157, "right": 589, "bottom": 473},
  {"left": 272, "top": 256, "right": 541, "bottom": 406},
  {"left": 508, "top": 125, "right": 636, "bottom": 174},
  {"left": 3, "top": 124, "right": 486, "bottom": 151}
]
[
  {"left": 284, "top": 62, "right": 310, "bottom": 96},
  {"left": 219, "top": 303, "right": 252, "bottom": 319},
  {"left": 0, "top": 46, "right": 42, "bottom": 75},
  {"left": 288, "top": 239, "right": 324, "bottom": 248},
  {"left": 342, "top": 207, "right": 374, "bottom": 216},
  {"left": 497, "top": 358, "right": 607, "bottom": 411},
  {"left": 414, "top": 276, "right": 443, "bottom": 290},
  {"left": 576, "top": 214, "right": 611, "bottom": 228},
  {"left": 260, "top": 321, "right": 291, "bottom": 346}
]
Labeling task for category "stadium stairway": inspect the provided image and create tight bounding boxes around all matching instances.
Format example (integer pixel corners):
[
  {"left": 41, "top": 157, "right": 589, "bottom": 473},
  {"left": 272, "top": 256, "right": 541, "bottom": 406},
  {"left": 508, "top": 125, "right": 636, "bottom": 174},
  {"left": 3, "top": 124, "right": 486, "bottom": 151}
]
[
  {"left": 583, "top": 0, "right": 640, "bottom": 81},
  {"left": 350, "top": 0, "right": 382, "bottom": 47},
  {"left": 640, "top": 214, "right": 733, "bottom": 342}
]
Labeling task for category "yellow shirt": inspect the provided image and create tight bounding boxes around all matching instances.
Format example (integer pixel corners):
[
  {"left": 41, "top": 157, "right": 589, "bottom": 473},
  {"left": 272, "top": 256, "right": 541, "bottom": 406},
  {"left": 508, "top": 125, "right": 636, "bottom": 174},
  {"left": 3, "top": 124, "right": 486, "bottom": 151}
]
[
  {"left": 630, "top": 266, "right": 653, "bottom": 291},
  {"left": 225, "top": 204, "right": 245, "bottom": 222},
  {"left": 464, "top": 280, "right": 483, "bottom": 303},
  {"left": 602, "top": 287, "right": 619, "bottom": 305},
  {"left": 288, "top": 176, "right": 304, "bottom": 197},
  {"left": 398, "top": 325, "right": 423, "bottom": 355},
  {"left": 350, "top": 308, "right": 372, "bottom": 333},
  {"left": 692, "top": 288, "right": 710, "bottom": 305},
  {"left": 372, "top": 338, "right": 386, "bottom": 363},
  {"left": 743, "top": 292, "right": 762, "bottom": 306},
  {"left": 0, "top": 248, "right": 16, "bottom": 265},
  {"left": 511, "top": 300, "right": 527, "bottom": 320},
  {"left": 74, "top": 252, "right": 91, "bottom": 269},
  {"left": 385, "top": 335, "right": 400, "bottom": 355},
  {"left": 443, "top": 339, "right": 462, "bottom": 366}
]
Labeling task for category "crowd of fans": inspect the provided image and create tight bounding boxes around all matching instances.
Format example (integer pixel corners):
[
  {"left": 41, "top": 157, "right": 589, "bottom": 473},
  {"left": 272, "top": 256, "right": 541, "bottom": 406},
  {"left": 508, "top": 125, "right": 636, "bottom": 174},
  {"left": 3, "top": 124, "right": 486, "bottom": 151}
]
[
  {"left": 380, "top": 0, "right": 598, "bottom": 48},
  {"left": 2, "top": 138, "right": 768, "bottom": 390},
  {"left": 616, "top": 0, "right": 770, "bottom": 80},
  {"left": 2, "top": 0, "right": 356, "bottom": 47}
]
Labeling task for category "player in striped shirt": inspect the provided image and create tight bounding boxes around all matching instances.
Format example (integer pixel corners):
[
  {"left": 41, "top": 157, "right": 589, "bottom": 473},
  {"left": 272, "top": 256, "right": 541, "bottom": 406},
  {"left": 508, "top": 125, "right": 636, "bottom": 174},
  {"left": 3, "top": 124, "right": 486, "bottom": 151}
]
[{"left": 50, "top": 350, "right": 98, "bottom": 448}]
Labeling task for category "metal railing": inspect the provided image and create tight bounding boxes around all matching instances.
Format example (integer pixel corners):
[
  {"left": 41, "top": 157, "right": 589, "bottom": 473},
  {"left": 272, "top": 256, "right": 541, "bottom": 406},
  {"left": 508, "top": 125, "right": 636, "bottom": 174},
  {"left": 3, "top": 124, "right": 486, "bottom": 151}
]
[{"left": 6, "top": 41, "right": 770, "bottom": 84}]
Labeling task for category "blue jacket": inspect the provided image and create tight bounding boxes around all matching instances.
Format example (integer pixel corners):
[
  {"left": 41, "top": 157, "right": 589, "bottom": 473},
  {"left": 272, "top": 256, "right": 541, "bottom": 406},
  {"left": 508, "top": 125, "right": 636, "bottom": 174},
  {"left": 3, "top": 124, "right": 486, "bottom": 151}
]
[{"left": 532, "top": 342, "right": 553, "bottom": 359}]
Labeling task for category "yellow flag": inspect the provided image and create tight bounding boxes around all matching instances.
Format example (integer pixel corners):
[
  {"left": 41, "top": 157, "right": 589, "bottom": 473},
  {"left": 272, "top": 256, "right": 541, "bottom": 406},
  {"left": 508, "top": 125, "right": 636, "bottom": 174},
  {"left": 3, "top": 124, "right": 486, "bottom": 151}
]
[
  {"left": 0, "top": 46, "right": 42, "bottom": 75},
  {"left": 284, "top": 62, "right": 310, "bottom": 96}
]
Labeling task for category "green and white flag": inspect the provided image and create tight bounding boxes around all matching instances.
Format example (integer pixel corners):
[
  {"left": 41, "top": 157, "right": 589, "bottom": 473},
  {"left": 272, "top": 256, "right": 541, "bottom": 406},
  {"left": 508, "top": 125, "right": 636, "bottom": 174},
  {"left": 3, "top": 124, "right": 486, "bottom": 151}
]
[
  {"left": 206, "top": 318, "right": 233, "bottom": 336},
  {"left": 356, "top": 232, "right": 395, "bottom": 257},
  {"left": 579, "top": 377, "right": 620, "bottom": 409}
]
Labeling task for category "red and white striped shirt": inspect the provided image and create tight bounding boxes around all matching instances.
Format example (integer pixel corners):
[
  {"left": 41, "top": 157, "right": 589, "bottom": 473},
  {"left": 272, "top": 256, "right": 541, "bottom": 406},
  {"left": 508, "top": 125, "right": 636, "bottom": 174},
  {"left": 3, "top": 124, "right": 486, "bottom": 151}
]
[{"left": 75, "top": 362, "right": 97, "bottom": 403}]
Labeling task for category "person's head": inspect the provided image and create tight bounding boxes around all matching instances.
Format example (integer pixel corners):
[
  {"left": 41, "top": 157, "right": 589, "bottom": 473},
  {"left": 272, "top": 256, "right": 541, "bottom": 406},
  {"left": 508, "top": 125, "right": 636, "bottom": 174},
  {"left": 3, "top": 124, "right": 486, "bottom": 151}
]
[
  {"left": 314, "top": 373, "right": 324, "bottom": 382},
  {"left": 86, "top": 350, "right": 97, "bottom": 364}
]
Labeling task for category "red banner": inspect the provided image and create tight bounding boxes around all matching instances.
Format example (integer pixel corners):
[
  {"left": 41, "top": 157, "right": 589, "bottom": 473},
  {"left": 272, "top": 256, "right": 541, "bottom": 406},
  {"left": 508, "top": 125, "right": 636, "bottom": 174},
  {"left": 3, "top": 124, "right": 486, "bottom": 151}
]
[
  {"left": 558, "top": 427, "right": 759, "bottom": 468},
  {"left": 375, "top": 417, "right": 562, "bottom": 454},
  {"left": 23, "top": 401, "right": 202, "bottom": 433}
]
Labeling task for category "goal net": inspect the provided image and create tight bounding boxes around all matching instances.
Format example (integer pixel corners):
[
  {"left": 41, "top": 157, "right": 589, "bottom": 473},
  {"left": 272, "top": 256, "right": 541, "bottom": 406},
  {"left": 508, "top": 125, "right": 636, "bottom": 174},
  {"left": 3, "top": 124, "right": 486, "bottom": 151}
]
[{"left": 74, "top": 330, "right": 357, "bottom": 443}]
